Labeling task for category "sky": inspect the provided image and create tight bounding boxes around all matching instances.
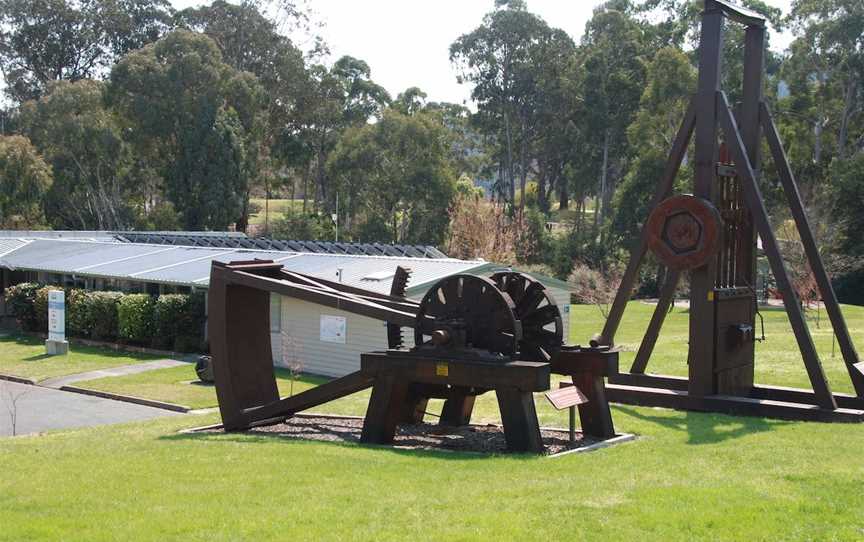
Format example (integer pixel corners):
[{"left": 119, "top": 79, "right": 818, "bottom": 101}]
[
  {"left": 168, "top": 0, "right": 796, "bottom": 107},
  {"left": 0, "top": 1, "right": 795, "bottom": 108}
]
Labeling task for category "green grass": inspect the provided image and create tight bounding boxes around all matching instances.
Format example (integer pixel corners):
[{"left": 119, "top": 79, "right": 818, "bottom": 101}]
[
  {"left": 2, "top": 303, "right": 864, "bottom": 540},
  {"left": 248, "top": 198, "right": 303, "bottom": 226},
  {"left": 0, "top": 334, "right": 161, "bottom": 382},
  {"left": 78, "top": 366, "right": 328, "bottom": 409},
  {"left": 570, "top": 301, "right": 861, "bottom": 394},
  {"left": 1, "top": 405, "right": 862, "bottom": 540},
  {"left": 60, "top": 301, "right": 864, "bottom": 409}
]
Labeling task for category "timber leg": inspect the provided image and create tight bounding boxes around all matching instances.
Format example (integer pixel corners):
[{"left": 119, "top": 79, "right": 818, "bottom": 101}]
[
  {"left": 496, "top": 388, "right": 544, "bottom": 453},
  {"left": 440, "top": 389, "right": 476, "bottom": 426},
  {"left": 572, "top": 372, "right": 615, "bottom": 439},
  {"left": 400, "top": 390, "right": 429, "bottom": 424},
  {"left": 361, "top": 372, "right": 410, "bottom": 444}
]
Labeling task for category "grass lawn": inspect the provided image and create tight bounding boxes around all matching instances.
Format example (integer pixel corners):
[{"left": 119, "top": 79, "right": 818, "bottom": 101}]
[
  {"left": 77, "top": 366, "right": 329, "bottom": 410},
  {"left": 248, "top": 198, "right": 303, "bottom": 226},
  {"left": 0, "top": 334, "right": 161, "bottom": 382},
  {"left": 2, "top": 303, "right": 864, "bottom": 540},
  {"left": 570, "top": 301, "right": 862, "bottom": 395},
  {"left": 61, "top": 301, "right": 864, "bottom": 409}
]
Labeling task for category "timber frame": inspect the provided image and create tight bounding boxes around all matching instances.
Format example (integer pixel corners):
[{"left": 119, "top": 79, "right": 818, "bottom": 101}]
[{"left": 597, "top": 0, "right": 864, "bottom": 422}]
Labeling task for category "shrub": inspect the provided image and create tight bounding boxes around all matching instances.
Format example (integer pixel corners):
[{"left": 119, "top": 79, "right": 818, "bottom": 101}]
[
  {"left": 4, "top": 282, "right": 41, "bottom": 331},
  {"left": 65, "top": 289, "right": 90, "bottom": 336},
  {"left": 33, "top": 285, "right": 62, "bottom": 332},
  {"left": 153, "top": 294, "right": 188, "bottom": 349},
  {"left": 118, "top": 294, "right": 155, "bottom": 344},
  {"left": 516, "top": 208, "right": 552, "bottom": 265},
  {"left": 568, "top": 263, "right": 622, "bottom": 319},
  {"left": 86, "top": 292, "right": 123, "bottom": 340}
]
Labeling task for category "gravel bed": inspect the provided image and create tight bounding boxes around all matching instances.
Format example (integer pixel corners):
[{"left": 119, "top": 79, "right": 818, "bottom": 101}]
[{"left": 204, "top": 414, "right": 606, "bottom": 455}]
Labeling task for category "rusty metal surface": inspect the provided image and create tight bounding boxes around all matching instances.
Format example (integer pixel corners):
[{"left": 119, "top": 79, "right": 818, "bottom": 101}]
[{"left": 646, "top": 194, "right": 723, "bottom": 271}]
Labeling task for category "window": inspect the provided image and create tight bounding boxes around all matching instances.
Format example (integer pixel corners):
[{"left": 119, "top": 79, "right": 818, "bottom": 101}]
[{"left": 269, "top": 294, "right": 281, "bottom": 333}]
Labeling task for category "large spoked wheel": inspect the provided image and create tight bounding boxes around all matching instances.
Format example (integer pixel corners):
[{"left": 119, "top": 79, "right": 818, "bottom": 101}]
[
  {"left": 414, "top": 274, "right": 521, "bottom": 357},
  {"left": 491, "top": 272, "right": 563, "bottom": 362}
]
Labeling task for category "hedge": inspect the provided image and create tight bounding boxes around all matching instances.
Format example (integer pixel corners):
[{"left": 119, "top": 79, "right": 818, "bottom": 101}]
[
  {"left": 118, "top": 294, "right": 155, "bottom": 345},
  {"left": 3, "top": 284, "right": 205, "bottom": 352}
]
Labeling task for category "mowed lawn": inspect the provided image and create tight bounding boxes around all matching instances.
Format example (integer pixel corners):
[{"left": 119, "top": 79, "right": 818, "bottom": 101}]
[
  {"left": 248, "top": 198, "right": 303, "bottom": 226},
  {"left": 1, "top": 303, "right": 863, "bottom": 540},
  {"left": 0, "top": 333, "right": 161, "bottom": 382}
]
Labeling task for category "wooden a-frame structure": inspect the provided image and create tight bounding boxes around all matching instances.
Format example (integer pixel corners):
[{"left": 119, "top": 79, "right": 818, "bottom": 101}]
[{"left": 598, "top": 0, "right": 864, "bottom": 421}]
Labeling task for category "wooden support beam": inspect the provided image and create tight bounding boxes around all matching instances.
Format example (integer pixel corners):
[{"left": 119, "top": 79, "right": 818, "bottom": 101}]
[
  {"left": 688, "top": 7, "right": 724, "bottom": 398},
  {"left": 241, "top": 370, "right": 374, "bottom": 422},
  {"left": 630, "top": 270, "right": 681, "bottom": 374},
  {"left": 760, "top": 102, "right": 864, "bottom": 397},
  {"left": 598, "top": 97, "right": 697, "bottom": 346},
  {"left": 717, "top": 92, "right": 836, "bottom": 410},
  {"left": 496, "top": 388, "right": 544, "bottom": 453}
]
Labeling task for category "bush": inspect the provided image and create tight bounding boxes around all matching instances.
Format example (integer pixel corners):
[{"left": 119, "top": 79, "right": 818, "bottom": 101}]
[
  {"left": 118, "top": 294, "right": 155, "bottom": 344},
  {"left": 86, "top": 292, "right": 123, "bottom": 340},
  {"left": 516, "top": 208, "right": 552, "bottom": 265},
  {"left": 66, "top": 289, "right": 90, "bottom": 336},
  {"left": 153, "top": 294, "right": 188, "bottom": 349},
  {"left": 4, "top": 282, "right": 41, "bottom": 331}
]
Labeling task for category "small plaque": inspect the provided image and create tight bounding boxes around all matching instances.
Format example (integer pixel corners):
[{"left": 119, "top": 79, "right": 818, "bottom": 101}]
[
  {"left": 545, "top": 385, "right": 588, "bottom": 410},
  {"left": 707, "top": 291, "right": 715, "bottom": 302},
  {"left": 435, "top": 363, "right": 449, "bottom": 377}
]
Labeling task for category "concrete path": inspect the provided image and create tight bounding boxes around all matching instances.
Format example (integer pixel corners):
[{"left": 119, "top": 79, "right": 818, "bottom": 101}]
[
  {"left": 39, "top": 359, "right": 190, "bottom": 389},
  {"left": 0, "top": 380, "right": 181, "bottom": 437}
]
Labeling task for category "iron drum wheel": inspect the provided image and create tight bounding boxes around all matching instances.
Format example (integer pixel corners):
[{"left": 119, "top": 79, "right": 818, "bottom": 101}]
[
  {"left": 490, "top": 271, "right": 563, "bottom": 362},
  {"left": 414, "top": 274, "right": 522, "bottom": 357},
  {"left": 646, "top": 194, "right": 722, "bottom": 271}
]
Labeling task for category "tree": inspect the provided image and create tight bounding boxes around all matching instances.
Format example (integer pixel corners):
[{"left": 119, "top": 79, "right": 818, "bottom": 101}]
[
  {"left": 0, "top": 135, "right": 52, "bottom": 227},
  {"left": 20, "top": 79, "right": 134, "bottom": 229},
  {"left": 611, "top": 46, "right": 695, "bottom": 247},
  {"left": 106, "top": 30, "right": 265, "bottom": 230},
  {"left": 286, "top": 56, "right": 389, "bottom": 214},
  {"left": 576, "top": 4, "right": 646, "bottom": 245},
  {"left": 0, "top": 0, "right": 173, "bottom": 103},
  {"left": 451, "top": 1, "right": 572, "bottom": 212},
  {"left": 327, "top": 109, "right": 457, "bottom": 245}
]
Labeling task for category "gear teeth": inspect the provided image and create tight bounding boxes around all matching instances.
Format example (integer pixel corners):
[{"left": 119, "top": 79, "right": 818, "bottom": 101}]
[{"left": 390, "top": 266, "right": 412, "bottom": 298}]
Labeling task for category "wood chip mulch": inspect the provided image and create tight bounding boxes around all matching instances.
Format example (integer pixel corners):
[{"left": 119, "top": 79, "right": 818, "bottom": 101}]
[{"left": 202, "top": 415, "right": 606, "bottom": 455}]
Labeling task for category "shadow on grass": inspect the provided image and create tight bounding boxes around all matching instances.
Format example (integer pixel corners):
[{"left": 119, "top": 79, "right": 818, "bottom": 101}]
[
  {"left": 614, "top": 405, "right": 790, "bottom": 444},
  {"left": 23, "top": 353, "right": 53, "bottom": 362},
  {"left": 157, "top": 429, "right": 518, "bottom": 461}
]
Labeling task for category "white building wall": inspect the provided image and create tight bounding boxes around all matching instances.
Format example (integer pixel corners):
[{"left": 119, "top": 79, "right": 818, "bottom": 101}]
[
  {"left": 270, "top": 281, "right": 573, "bottom": 378},
  {"left": 271, "top": 295, "right": 389, "bottom": 378}
]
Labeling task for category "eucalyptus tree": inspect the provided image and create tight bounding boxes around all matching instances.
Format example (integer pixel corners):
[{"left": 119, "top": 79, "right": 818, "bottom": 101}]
[
  {"left": 106, "top": 30, "right": 266, "bottom": 231},
  {"left": 19, "top": 80, "right": 137, "bottom": 230},
  {"left": 326, "top": 108, "right": 457, "bottom": 245},
  {"left": 0, "top": 135, "right": 52, "bottom": 228},
  {"left": 450, "top": 0, "right": 572, "bottom": 212},
  {"left": 0, "top": 0, "right": 173, "bottom": 103},
  {"left": 576, "top": 4, "right": 646, "bottom": 244}
]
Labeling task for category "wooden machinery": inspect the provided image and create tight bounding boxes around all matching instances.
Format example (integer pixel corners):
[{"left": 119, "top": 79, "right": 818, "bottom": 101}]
[
  {"left": 208, "top": 260, "right": 618, "bottom": 453},
  {"left": 598, "top": 0, "right": 864, "bottom": 421}
]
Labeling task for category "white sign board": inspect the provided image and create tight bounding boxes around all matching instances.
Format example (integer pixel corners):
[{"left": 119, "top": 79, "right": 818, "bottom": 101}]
[
  {"left": 48, "top": 289, "right": 65, "bottom": 342},
  {"left": 320, "top": 315, "right": 346, "bottom": 344}
]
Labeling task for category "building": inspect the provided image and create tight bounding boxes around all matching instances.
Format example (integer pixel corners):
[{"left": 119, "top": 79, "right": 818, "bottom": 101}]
[{"left": 0, "top": 234, "right": 573, "bottom": 378}]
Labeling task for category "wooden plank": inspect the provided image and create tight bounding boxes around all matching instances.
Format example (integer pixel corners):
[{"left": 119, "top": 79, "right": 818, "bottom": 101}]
[
  {"left": 361, "top": 352, "right": 550, "bottom": 392},
  {"left": 736, "top": 25, "right": 765, "bottom": 288},
  {"left": 717, "top": 93, "right": 837, "bottom": 410},
  {"left": 439, "top": 390, "right": 476, "bottom": 426},
  {"left": 241, "top": 370, "right": 374, "bottom": 422},
  {"left": 222, "top": 267, "right": 418, "bottom": 326},
  {"left": 598, "top": 97, "right": 697, "bottom": 346},
  {"left": 688, "top": 7, "right": 724, "bottom": 398},
  {"left": 760, "top": 102, "right": 864, "bottom": 397},
  {"left": 496, "top": 388, "right": 545, "bottom": 453},
  {"left": 712, "top": 0, "right": 767, "bottom": 27},
  {"left": 361, "top": 372, "right": 411, "bottom": 445},
  {"left": 572, "top": 372, "right": 616, "bottom": 438},
  {"left": 631, "top": 270, "right": 681, "bottom": 374},
  {"left": 550, "top": 348, "right": 618, "bottom": 377},
  {"left": 605, "top": 384, "right": 864, "bottom": 422},
  {"left": 545, "top": 386, "right": 588, "bottom": 410}
]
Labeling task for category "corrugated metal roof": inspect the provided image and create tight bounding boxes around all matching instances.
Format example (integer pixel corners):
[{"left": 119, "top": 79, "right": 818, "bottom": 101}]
[
  {"left": 0, "top": 239, "right": 485, "bottom": 293},
  {"left": 0, "top": 238, "right": 29, "bottom": 257}
]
